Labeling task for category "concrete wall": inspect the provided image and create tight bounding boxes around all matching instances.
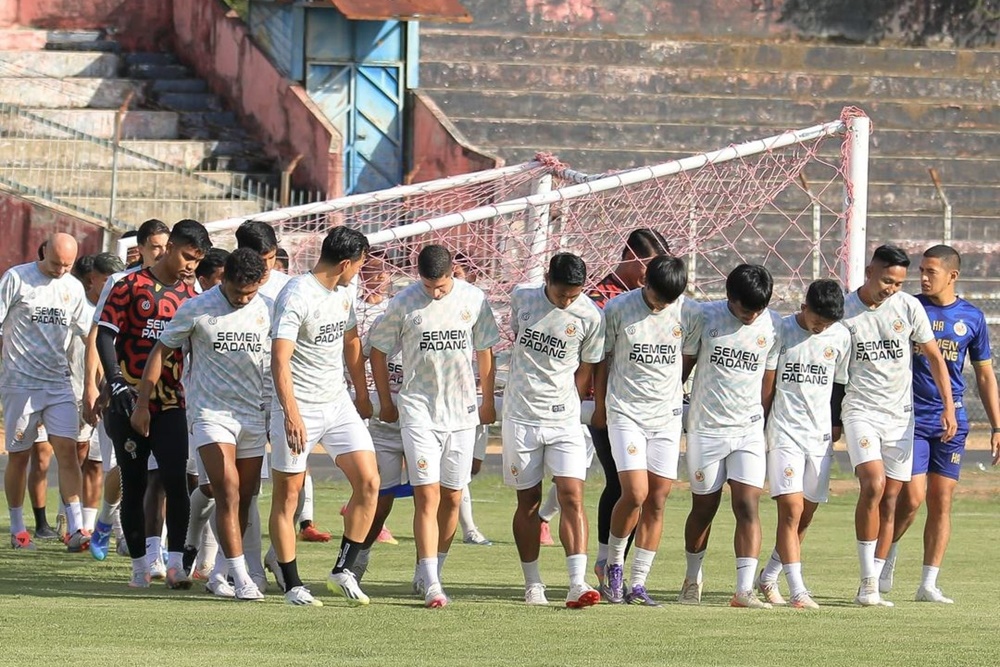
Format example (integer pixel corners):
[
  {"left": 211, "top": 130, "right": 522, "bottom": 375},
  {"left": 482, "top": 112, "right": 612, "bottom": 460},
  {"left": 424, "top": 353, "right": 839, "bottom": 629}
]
[
  {"left": 0, "top": 189, "right": 104, "bottom": 271},
  {"left": 2, "top": 0, "right": 175, "bottom": 51},
  {"left": 407, "top": 91, "right": 501, "bottom": 184},
  {"left": 172, "top": 0, "right": 344, "bottom": 198}
]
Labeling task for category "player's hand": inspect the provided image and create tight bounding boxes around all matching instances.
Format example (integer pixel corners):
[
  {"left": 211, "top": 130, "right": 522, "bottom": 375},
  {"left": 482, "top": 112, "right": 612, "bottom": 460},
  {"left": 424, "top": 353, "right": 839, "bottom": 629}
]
[
  {"left": 478, "top": 401, "right": 496, "bottom": 426},
  {"left": 991, "top": 432, "right": 1000, "bottom": 467},
  {"left": 130, "top": 405, "right": 151, "bottom": 437},
  {"left": 590, "top": 404, "right": 607, "bottom": 429},
  {"left": 82, "top": 382, "right": 101, "bottom": 426},
  {"left": 940, "top": 407, "right": 958, "bottom": 443},
  {"left": 831, "top": 426, "right": 842, "bottom": 442},
  {"left": 107, "top": 376, "right": 136, "bottom": 419},
  {"left": 354, "top": 393, "right": 373, "bottom": 420},
  {"left": 379, "top": 400, "right": 398, "bottom": 426},
  {"left": 471, "top": 457, "right": 483, "bottom": 475},
  {"left": 284, "top": 412, "right": 308, "bottom": 455}
]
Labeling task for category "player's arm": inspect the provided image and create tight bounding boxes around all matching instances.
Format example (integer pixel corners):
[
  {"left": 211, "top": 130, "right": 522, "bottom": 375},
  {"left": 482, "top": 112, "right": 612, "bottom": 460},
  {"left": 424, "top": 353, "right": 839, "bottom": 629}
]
[
  {"left": 761, "top": 369, "right": 776, "bottom": 419},
  {"left": 343, "top": 326, "right": 372, "bottom": 419},
  {"left": 272, "top": 338, "right": 307, "bottom": 454},
  {"left": 95, "top": 325, "right": 137, "bottom": 425},
  {"left": 972, "top": 361, "right": 1000, "bottom": 465},
  {"left": 130, "top": 341, "right": 177, "bottom": 436},
  {"left": 82, "top": 325, "right": 105, "bottom": 425},
  {"left": 369, "top": 347, "right": 397, "bottom": 424},
  {"left": 917, "top": 339, "right": 957, "bottom": 442},
  {"left": 477, "top": 347, "right": 497, "bottom": 425},
  {"left": 591, "top": 358, "right": 609, "bottom": 429},
  {"left": 575, "top": 362, "right": 596, "bottom": 400},
  {"left": 830, "top": 382, "right": 846, "bottom": 441}
]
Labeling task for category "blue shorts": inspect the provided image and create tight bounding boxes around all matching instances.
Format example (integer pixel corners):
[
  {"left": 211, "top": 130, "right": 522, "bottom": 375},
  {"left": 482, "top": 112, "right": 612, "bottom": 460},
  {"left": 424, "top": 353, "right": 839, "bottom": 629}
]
[
  {"left": 912, "top": 424, "right": 968, "bottom": 481},
  {"left": 379, "top": 482, "right": 414, "bottom": 499}
]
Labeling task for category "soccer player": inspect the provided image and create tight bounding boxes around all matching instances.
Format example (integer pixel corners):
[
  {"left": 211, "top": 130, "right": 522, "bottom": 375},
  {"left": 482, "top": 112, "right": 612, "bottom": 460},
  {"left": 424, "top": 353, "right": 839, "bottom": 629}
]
[
  {"left": 587, "top": 228, "right": 669, "bottom": 585},
  {"left": 592, "top": 255, "right": 692, "bottom": 605},
  {"left": 837, "top": 245, "right": 955, "bottom": 607},
  {"left": 195, "top": 248, "right": 229, "bottom": 292},
  {"left": 132, "top": 248, "right": 270, "bottom": 600},
  {"left": 370, "top": 244, "right": 499, "bottom": 608},
  {"left": 503, "top": 253, "right": 605, "bottom": 608},
  {"left": 274, "top": 247, "right": 289, "bottom": 273},
  {"left": 96, "top": 219, "right": 211, "bottom": 588},
  {"left": 679, "top": 264, "right": 780, "bottom": 609},
  {"left": 1, "top": 233, "right": 91, "bottom": 551},
  {"left": 268, "top": 225, "right": 378, "bottom": 607},
  {"left": 755, "top": 279, "right": 851, "bottom": 609},
  {"left": 878, "top": 245, "right": 999, "bottom": 603}
]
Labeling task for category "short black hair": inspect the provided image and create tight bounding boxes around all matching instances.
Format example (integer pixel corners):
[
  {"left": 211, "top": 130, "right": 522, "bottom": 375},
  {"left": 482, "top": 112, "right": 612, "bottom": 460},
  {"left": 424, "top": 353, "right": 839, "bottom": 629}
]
[
  {"left": 195, "top": 248, "right": 230, "bottom": 279},
  {"left": 806, "top": 279, "right": 845, "bottom": 321},
  {"left": 37, "top": 241, "right": 47, "bottom": 261},
  {"left": 548, "top": 252, "right": 587, "bottom": 287},
  {"left": 645, "top": 255, "right": 687, "bottom": 303},
  {"left": 871, "top": 244, "right": 910, "bottom": 269},
  {"left": 274, "top": 247, "right": 289, "bottom": 268},
  {"left": 235, "top": 220, "right": 279, "bottom": 255},
  {"left": 169, "top": 219, "right": 212, "bottom": 255},
  {"left": 92, "top": 252, "right": 125, "bottom": 276},
  {"left": 72, "top": 254, "right": 96, "bottom": 281},
  {"left": 121, "top": 230, "right": 138, "bottom": 240},
  {"left": 224, "top": 247, "right": 267, "bottom": 287},
  {"left": 320, "top": 226, "right": 369, "bottom": 265},
  {"left": 923, "top": 244, "right": 961, "bottom": 271},
  {"left": 726, "top": 264, "right": 773, "bottom": 311},
  {"left": 417, "top": 244, "right": 452, "bottom": 280},
  {"left": 622, "top": 228, "right": 670, "bottom": 260},
  {"left": 137, "top": 219, "right": 169, "bottom": 245}
]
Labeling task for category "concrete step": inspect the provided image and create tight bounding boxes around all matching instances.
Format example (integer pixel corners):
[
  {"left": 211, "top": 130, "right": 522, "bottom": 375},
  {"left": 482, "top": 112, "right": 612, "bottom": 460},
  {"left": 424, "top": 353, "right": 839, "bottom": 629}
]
[
  {"left": 60, "top": 196, "right": 270, "bottom": 226},
  {"left": 0, "top": 77, "right": 147, "bottom": 109},
  {"left": 153, "top": 92, "right": 225, "bottom": 112},
  {"left": 0, "top": 167, "right": 278, "bottom": 198},
  {"left": 0, "top": 28, "right": 50, "bottom": 51},
  {"left": 0, "top": 50, "right": 120, "bottom": 78},
  {"left": 124, "top": 52, "right": 179, "bottom": 66},
  {"left": 5, "top": 108, "right": 179, "bottom": 140},
  {"left": 148, "top": 78, "right": 209, "bottom": 94},
  {"left": 42, "top": 30, "right": 117, "bottom": 53},
  {"left": 419, "top": 61, "right": 1000, "bottom": 104},
  {"left": 0, "top": 138, "right": 272, "bottom": 172},
  {"left": 126, "top": 62, "right": 191, "bottom": 80},
  {"left": 420, "top": 31, "right": 1000, "bottom": 77},
  {"left": 177, "top": 112, "right": 251, "bottom": 142}
]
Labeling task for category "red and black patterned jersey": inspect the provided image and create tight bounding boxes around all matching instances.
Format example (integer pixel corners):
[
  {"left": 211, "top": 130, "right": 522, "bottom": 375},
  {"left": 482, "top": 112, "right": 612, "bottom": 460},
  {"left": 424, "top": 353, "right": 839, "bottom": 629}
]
[
  {"left": 588, "top": 272, "right": 629, "bottom": 310},
  {"left": 97, "top": 268, "right": 197, "bottom": 412}
]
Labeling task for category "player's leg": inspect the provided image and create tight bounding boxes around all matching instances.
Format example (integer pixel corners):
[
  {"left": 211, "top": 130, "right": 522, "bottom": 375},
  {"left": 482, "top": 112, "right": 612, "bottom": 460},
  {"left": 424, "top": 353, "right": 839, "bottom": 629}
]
[
  {"left": 727, "top": 440, "right": 769, "bottom": 609},
  {"left": 590, "top": 424, "right": 625, "bottom": 587},
  {"left": 242, "top": 472, "right": 267, "bottom": 594},
  {"left": 4, "top": 413, "right": 37, "bottom": 550},
  {"left": 606, "top": 422, "right": 651, "bottom": 603},
  {"left": 680, "top": 431, "right": 726, "bottom": 604},
  {"left": 916, "top": 428, "right": 965, "bottom": 604},
  {"left": 844, "top": 419, "right": 891, "bottom": 606},
  {"left": 27, "top": 437, "right": 56, "bottom": 539},
  {"left": 873, "top": 420, "right": 915, "bottom": 601},
  {"left": 299, "top": 471, "right": 332, "bottom": 542},
  {"left": 459, "top": 424, "right": 491, "bottom": 546},
  {"left": 403, "top": 426, "right": 450, "bottom": 608},
  {"left": 198, "top": 440, "right": 250, "bottom": 595},
  {"left": 760, "top": 445, "right": 803, "bottom": 605},
  {"left": 186, "top": 481, "right": 216, "bottom": 578},
  {"left": 538, "top": 483, "right": 559, "bottom": 546},
  {"left": 41, "top": 393, "right": 88, "bottom": 550},
  {"left": 350, "top": 425, "right": 407, "bottom": 582},
  {"left": 434, "top": 428, "right": 476, "bottom": 580},
  {"left": 503, "top": 420, "right": 548, "bottom": 605},
  {"left": 91, "top": 422, "right": 123, "bottom": 558},
  {"left": 107, "top": 413, "right": 154, "bottom": 587},
  {"left": 882, "top": 433, "right": 930, "bottom": 594},
  {"left": 148, "top": 409, "right": 193, "bottom": 590},
  {"left": 143, "top": 467, "right": 166, "bottom": 579}
]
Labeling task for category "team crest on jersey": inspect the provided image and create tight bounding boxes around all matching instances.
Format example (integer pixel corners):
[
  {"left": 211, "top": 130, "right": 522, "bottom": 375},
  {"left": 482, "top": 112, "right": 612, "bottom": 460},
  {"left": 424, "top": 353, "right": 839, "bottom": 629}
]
[
  {"left": 626, "top": 325, "right": 637, "bottom": 336},
  {"left": 141, "top": 299, "right": 152, "bottom": 311},
  {"left": 672, "top": 325, "right": 683, "bottom": 339},
  {"left": 709, "top": 328, "right": 719, "bottom": 338},
  {"left": 756, "top": 335, "right": 767, "bottom": 348},
  {"left": 694, "top": 470, "right": 705, "bottom": 482},
  {"left": 859, "top": 437, "right": 870, "bottom": 449},
  {"left": 783, "top": 466, "right": 795, "bottom": 478},
  {"left": 209, "top": 317, "right": 218, "bottom": 326},
  {"left": 626, "top": 443, "right": 637, "bottom": 456},
  {"left": 312, "top": 310, "right": 321, "bottom": 319},
  {"left": 14, "top": 430, "right": 23, "bottom": 442},
  {"left": 520, "top": 312, "right": 530, "bottom": 321},
  {"left": 823, "top": 346, "right": 835, "bottom": 360},
  {"left": 954, "top": 321, "right": 968, "bottom": 336},
  {"left": 460, "top": 308, "right": 472, "bottom": 322},
  {"left": 413, "top": 315, "right": 423, "bottom": 326},
  {"left": 510, "top": 464, "right": 519, "bottom": 477},
  {"left": 779, "top": 345, "right": 787, "bottom": 355},
  {"left": 847, "top": 324, "right": 857, "bottom": 335},
  {"left": 124, "top": 439, "right": 137, "bottom": 454},
  {"left": 565, "top": 323, "right": 577, "bottom": 337},
  {"left": 61, "top": 291, "right": 71, "bottom": 303},
  {"left": 891, "top": 319, "right": 905, "bottom": 334},
  {"left": 342, "top": 299, "right": 350, "bottom": 312},
  {"left": 416, "top": 457, "right": 428, "bottom": 471},
  {"left": 256, "top": 315, "right": 265, "bottom": 327}
]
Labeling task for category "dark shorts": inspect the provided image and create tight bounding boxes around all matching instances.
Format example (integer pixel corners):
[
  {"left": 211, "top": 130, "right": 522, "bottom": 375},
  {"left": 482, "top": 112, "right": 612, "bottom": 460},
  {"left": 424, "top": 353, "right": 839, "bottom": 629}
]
[{"left": 912, "top": 421, "right": 969, "bottom": 481}]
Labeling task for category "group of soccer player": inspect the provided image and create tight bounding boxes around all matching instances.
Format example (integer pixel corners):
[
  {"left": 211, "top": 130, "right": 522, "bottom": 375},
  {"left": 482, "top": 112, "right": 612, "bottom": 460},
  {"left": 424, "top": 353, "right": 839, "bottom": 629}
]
[{"left": 2, "top": 218, "right": 997, "bottom": 610}]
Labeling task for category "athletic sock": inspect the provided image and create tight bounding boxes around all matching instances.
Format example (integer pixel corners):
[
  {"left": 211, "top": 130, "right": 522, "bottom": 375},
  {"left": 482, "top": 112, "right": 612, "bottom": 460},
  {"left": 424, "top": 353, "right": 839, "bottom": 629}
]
[
  {"left": 112, "top": 506, "right": 124, "bottom": 541},
  {"left": 279, "top": 559, "right": 304, "bottom": 590},
  {"left": 10, "top": 507, "right": 26, "bottom": 535},
  {"left": 197, "top": 519, "right": 219, "bottom": 571},
  {"left": 596, "top": 542, "right": 609, "bottom": 565},
  {"left": 131, "top": 557, "right": 148, "bottom": 576},
  {"left": 735, "top": 557, "right": 757, "bottom": 593},
  {"left": 856, "top": 540, "right": 877, "bottom": 580},
  {"left": 418, "top": 557, "right": 440, "bottom": 587},
  {"left": 146, "top": 536, "right": 162, "bottom": 568},
  {"left": 166, "top": 551, "right": 183, "bottom": 571},
  {"left": 458, "top": 485, "right": 476, "bottom": 535},
  {"left": 97, "top": 499, "right": 119, "bottom": 526},
  {"left": 921, "top": 565, "right": 940, "bottom": 590},
  {"left": 31, "top": 506, "right": 48, "bottom": 531},
  {"left": 566, "top": 554, "right": 587, "bottom": 587},
  {"left": 761, "top": 548, "right": 783, "bottom": 583},
  {"left": 243, "top": 495, "right": 264, "bottom": 578},
  {"left": 331, "top": 536, "right": 363, "bottom": 574},
  {"left": 437, "top": 551, "right": 449, "bottom": 579},
  {"left": 229, "top": 556, "right": 254, "bottom": 589},
  {"left": 66, "top": 500, "right": 83, "bottom": 534},
  {"left": 82, "top": 507, "right": 98, "bottom": 533},
  {"left": 608, "top": 533, "right": 628, "bottom": 567},
  {"left": 629, "top": 547, "right": 656, "bottom": 588},
  {"left": 539, "top": 484, "right": 560, "bottom": 523},
  {"left": 685, "top": 550, "right": 705, "bottom": 584},
  {"left": 299, "top": 473, "right": 315, "bottom": 524},
  {"left": 185, "top": 487, "right": 214, "bottom": 547},
  {"left": 783, "top": 562, "right": 807, "bottom": 598},
  {"left": 521, "top": 559, "right": 543, "bottom": 587},
  {"left": 874, "top": 557, "right": 886, "bottom": 580}
]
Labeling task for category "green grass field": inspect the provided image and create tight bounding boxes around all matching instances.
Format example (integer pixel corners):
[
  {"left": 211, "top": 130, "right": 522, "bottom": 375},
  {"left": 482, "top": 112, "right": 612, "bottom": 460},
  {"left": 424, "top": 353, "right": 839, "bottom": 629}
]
[{"left": 2, "top": 472, "right": 999, "bottom": 667}]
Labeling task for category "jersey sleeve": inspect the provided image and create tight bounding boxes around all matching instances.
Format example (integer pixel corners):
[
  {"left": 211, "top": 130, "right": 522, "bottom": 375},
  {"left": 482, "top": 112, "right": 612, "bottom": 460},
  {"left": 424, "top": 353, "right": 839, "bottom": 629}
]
[
  {"left": 362, "top": 313, "right": 384, "bottom": 358},
  {"left": 472, "top": 293, "right": 501, "bottom": 351},
  {"left": 157, "top": 298, "right": 197, "bottom": 350},
  {"left": 98, "top": 279, "right": 131, "bottom": 333},
  {"left": 682, "top": 299, "right": 703, "bottom": 357},
  {"left": 369, "top": 297, "right": 403, "bottom": 355},
  {"left": 765, "top": 311, "right": 781, "bottom": 371},
  {"left": 969, "top": 309, "right": 993, "bottom": 365},
  {"left": 93, "top": 274, "right": 117, "bottom": 325},
  {"left": 909, "top": 297, "right": 935, "bottom": 345},
  {"left": 509, "top": 288, "right": 523, "bottom": 339},
  {"left": 834, "top": 328, "right": 851, "bottom": 384},
  {"left": 579, "top": 308, "right": 606, "bottom": 364},
  {"left": 272, "top": 289, "right": 305, "bottom": 342},
  {"left": 602, "top": 301, "right": 619, "bottom": 356},
  {"left": 0, "top": 268, "right": 21, "bottom": 326},
  {"left": 69, "top": 285, "right": 90, "bottom": 337},
  {"left": 346, "top": 298, "right": 358, "bottom": 332}
]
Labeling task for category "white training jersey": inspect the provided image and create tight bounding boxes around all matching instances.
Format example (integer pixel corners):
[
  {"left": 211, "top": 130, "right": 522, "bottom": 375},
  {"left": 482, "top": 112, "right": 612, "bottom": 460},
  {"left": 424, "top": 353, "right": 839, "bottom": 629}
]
[
  {"left": 505, "top": 284, "right": 605, "bottom": 426},
  {"left": 272, "top": 272, "right": 356, "bottom": 406},
  {"left": 255, "top": 268, "right": 290, "bottom": 402},
  {"left": 0, "top": 262, "right": 89, "bottom": 391},
  {"left": 604, "top": 289, "right": 697, "bottom": 430},
  {"left": 92, "top": 266, "right": 140, "bottom": 325},
  {"left": 363, "top": 312, "right": 404, "bottom": 431},
  {"left": 369, "top": 279, "right": 499, "bottom": 430},
  {"left": 159, "top": 285, "right": 270, "bottom": 422},
  {"left": 685, "top": 300, "right": 781, "bottom": 436},
  {"left": 841, "top": 290, "right": 933, "bottom": 421},
  {"left": 767, "top": 314, "right": 851, "bottom": 450},
  {"left": 68, "top": 298, "right": 97, "bottom": 398}
]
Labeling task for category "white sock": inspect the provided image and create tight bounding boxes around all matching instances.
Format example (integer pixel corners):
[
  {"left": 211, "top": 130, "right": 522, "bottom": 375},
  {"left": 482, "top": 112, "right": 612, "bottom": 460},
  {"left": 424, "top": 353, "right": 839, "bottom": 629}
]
[
  {"left": 131, "top": 557, "right": 148, "bottom": 576},
  {"left": 167, "top": 551, "right": 183, "bottom": 571},
  {"left": 539, "top": 484, "right": 560, "bottom": 523},
  {"left": 856, "top": 540, "right": 877, "bottom": 580},
  {"left": 921, "top": 565, "right": 940, "bottom": 590},
  {"left": 874, "top": 557, "right": 886, "bottom": 580},
  {"left": 211, "top": 546, "right": 230, "bottom": 579},
  {"left": 566, "top": 553, "right": 587, "bottom": 587},
  {"left": 112, "top": 506, "right": 124, "bottom": 540},
  {"left": 685, "top": 550, "right": 705, "bottom": 584},
  {"left": 243, "top": 495, "right": 264, "bottom": 578},
  {"left": 736, "top": 557, "right": 757, "bottom": 593},
  {"left": 300, "top": 473, "right": 315, "bottom": 524},
  {"left": 458, "top": 485, "right": 476, "bottom": 534},
  {"left": 418, "top": 557, "right": 439, "bottom": 587},
  {"left": 761, "top": 548, "right": 783, "bottom": 583},
  {"left": 97, "top": 499, "right": 119, "bottom": 526},
  {"left": 783, "top": 562, "right": 807, "bottom": 598},
  {"left": 884, "top": 542, "right": 899, "bottom": 573},
  {"left": 521, "top": 559, "right": 543, "bottom": 586},
  {"left": 596, "top": 542, "right": 609, "bottom": 564},
  {"left": 185, "top": 487, "right": 214, "bottom": 547},
  {"left": 228, "top": 555, "right": 253, "bottom": 588},
  {"left": 146, "top": 536, "right": 162, "bottom": 566},
  {"left": 608, "top": 533, "right": 628, "bottom": 567},
  {"left": 198, "top": 518, "right": 219, "bottom": 571},
  {"left": 630, "top": 547, "right": 656, "bottom": 588},
  {"left": 82, "top": 507, "right": 98, "bottom": 533},
  {"left": 67, "top": 500, "right": 83, "bottom": 534},
  {"left": 9, "top": 507, "right": 26, "bottom": 534},
  {"left": 436, "top": 551, "right": 449, "bottom": 579}
]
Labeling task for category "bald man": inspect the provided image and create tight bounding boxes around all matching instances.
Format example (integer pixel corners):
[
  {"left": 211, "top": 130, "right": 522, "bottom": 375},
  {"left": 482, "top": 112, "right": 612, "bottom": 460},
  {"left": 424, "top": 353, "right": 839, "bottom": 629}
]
[{"left": 1, "top": 233, "right": 93, "bottom": 551}]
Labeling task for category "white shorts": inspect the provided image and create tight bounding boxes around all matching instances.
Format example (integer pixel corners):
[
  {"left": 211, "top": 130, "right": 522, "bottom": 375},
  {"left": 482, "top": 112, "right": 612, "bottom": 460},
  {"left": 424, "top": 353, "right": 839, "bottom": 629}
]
[
  {"left": 473, "top": 424, "right": 489, "bottom": 462},
  {"left": 767, "top": 446, "right": 834, "bottom": 503},
  {"left": 35, "top": 426, "right": 48, "bottom": 443},
  {"left": 609, "top": 418, "right": 682, "bottom": 480},
  {"left": 86, "top": 427, "right": 102, "bottom": 463},
  {"left": 189, "top": 416, "right": 268, "bottom": 459},
  {"left": 686, "top": 429, "right": 767, "bottom": 495},
  {"left": 77, "top": 402, "right": 96, "bottom": 443},
  {"left": 370, "top": 420, "right": 406, "bottom": 490},
  {"left": 582, "top": 424, "right": 595, "bottom": 468},
  {"left": 97, "top": 421, "right": 117, "bottom": 472},
  {"left": 502, "top": 420, "right": 588, "bottom": 490},
  {"left": 1, "top": 388, "right": 78, "bottom": 453},
  {"left": 270, "top": 400, "right": 374, "bottom": 475},
  {"left": 401, "top": 426, "right": 476, "bottom": 490},
  {"left": 844, "top": 416, "right": 914, "bottom": 482}
]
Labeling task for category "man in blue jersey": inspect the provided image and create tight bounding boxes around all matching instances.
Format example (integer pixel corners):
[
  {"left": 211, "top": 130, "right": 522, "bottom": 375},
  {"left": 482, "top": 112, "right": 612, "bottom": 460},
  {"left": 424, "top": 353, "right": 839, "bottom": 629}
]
[{"left": 879, "top": 245, "right": 1000, "bottom": 603}]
